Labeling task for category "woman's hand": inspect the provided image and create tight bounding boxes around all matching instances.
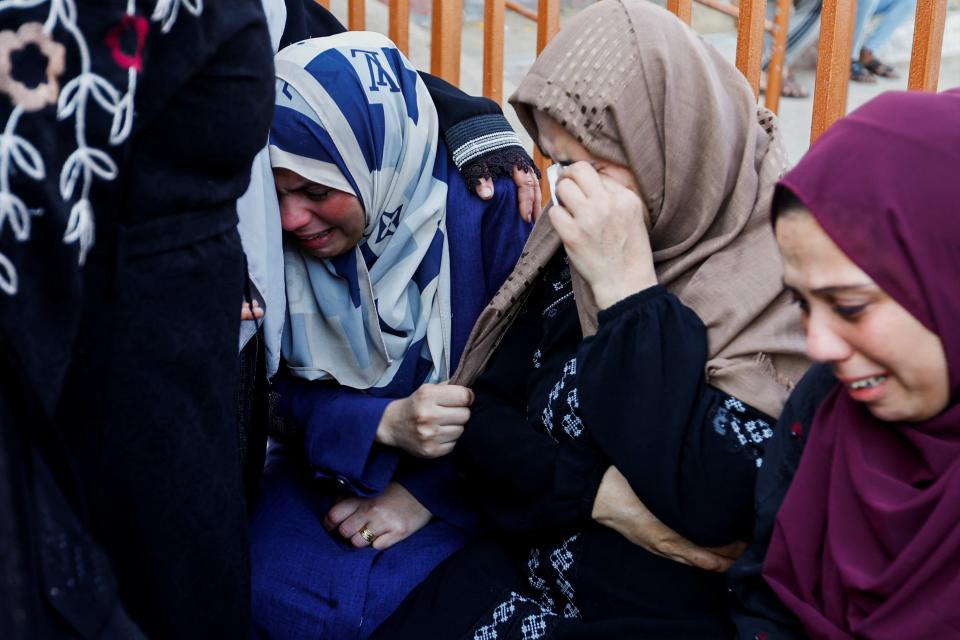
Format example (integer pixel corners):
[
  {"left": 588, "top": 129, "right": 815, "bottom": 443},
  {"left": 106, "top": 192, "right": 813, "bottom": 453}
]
[
  {"left": 550, "top": 162, "right": 657, "bottom": 309},
  {"left": 376, "top": 383, "right": 475, "bottom": 458},
  {"left": 475, "top": 165, "right": 543, "bottom": 223},
  {"left": 591, "top": 466, "right": 745, "bottom": 572},
  {"left": 325, "top": 482, "right": 432, "bottom": 551},
  {"left": 240, "top": 300, "right": 264, "bottom": 321}
]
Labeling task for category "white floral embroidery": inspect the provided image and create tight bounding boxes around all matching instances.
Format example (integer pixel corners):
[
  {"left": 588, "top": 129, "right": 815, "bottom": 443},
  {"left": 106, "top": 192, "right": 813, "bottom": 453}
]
[
  {"left": 0, "top": 0, "right": 203, "bottom": 295},
  {"left": 151, "top": 0, "right": 202, "bottom": 34}
]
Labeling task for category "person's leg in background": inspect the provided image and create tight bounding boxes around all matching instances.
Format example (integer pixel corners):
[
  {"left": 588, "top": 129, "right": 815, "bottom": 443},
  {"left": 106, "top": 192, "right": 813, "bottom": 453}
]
[
  {"left": 851, "top": 0, "right": 883, "bottom": 81},
  {"left": 859, "top": 0, "right": 917, "bottom": 77},
  {"left": 763, "top": 0, "right": 823, "bottom": 98}
]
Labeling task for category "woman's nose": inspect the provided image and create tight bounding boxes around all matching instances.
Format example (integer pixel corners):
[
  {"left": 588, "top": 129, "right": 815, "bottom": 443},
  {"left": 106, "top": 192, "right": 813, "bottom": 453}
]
[
  {"left": 804, "top": 311, "right": 852, "bottom": 364},
  {"left": 279, "top": 199, "right": 311, "bottom": 232}
]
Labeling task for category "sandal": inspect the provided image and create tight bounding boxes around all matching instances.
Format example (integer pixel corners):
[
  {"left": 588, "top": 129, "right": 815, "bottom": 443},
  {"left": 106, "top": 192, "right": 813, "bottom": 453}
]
[
  {"left": 780, "top": 72, "right": 810, "bottom": 99},
  {"left": 759, "top": 69, "right": 810, "bottom": 99},
  {"left": 850, "top": 61, "right": 877, "bottom": 83},
  {"left": 860, "top": 49, "right": 900, "bottom": 79}
]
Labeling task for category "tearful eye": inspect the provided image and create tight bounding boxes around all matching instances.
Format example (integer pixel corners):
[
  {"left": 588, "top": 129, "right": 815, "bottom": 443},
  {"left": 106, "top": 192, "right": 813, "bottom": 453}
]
[{"left": 833, "top": 304, "right": 868, "bottom": 320}]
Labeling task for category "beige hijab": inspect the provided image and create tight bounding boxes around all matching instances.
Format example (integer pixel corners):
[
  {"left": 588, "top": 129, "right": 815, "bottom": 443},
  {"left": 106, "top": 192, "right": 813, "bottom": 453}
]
[{"left": 453, "top": 0, "right": 807, "bottom": 418}]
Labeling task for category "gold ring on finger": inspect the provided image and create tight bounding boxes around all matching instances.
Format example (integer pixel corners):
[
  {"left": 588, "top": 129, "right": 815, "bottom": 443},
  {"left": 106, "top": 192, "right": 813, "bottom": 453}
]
[{"left": 359, "top": 526, "right": 377, "bottom": 544}]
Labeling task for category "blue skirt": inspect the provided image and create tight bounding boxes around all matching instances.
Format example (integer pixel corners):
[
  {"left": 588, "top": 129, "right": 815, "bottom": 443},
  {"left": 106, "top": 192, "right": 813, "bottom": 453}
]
[{"left": 250, "top": 448, "right": 471, "bottom": 640}]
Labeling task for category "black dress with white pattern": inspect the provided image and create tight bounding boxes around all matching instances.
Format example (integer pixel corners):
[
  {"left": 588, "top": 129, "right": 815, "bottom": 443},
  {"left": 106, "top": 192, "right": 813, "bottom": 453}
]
[{"left": 373, "top": 250, "right": 775, "bottom": 640}]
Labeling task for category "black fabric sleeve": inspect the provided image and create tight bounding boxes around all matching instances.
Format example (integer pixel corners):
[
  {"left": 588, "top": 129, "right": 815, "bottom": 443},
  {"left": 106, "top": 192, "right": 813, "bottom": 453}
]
[
  {"left": 728, "top": 363, "right": 834, "bottom": 640},
  {"left": 280, "top": 0, "right": 346, "bottom": 47},
  {"left": 576, "top": 285, "right": 773, "bottom": 547},
  {"left": 455, "top": 303, "right": 608, "bottom": 541},
  {"left": 418, "top": 73, "right": 535, "bottom": 188}
]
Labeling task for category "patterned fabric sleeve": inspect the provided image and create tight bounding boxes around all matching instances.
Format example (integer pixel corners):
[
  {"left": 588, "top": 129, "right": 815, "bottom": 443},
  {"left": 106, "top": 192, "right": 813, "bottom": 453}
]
[{"left": 444, "top": 114, "right": 540, "bottom": 189}]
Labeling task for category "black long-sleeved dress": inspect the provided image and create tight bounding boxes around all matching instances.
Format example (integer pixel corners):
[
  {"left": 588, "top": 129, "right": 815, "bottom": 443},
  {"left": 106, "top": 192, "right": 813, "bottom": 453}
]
[
  {"left": 1, "top": 1, "right": 274, "bottom": 638},
  {"left": 373, "top": 251, "right": 777, "bottom": 639}
]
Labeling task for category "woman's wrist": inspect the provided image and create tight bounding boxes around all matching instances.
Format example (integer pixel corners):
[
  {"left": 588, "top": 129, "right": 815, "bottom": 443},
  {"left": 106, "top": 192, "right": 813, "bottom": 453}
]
[
  {"left": 375, "top": 400, "right": 400, "bottom": 447},
  {"left": 591, "top": 265, "right": 658, "bottom": 310}
]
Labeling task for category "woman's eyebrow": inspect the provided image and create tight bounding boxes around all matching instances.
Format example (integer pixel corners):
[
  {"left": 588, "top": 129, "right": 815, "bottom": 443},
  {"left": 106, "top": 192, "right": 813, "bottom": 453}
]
[
  {"left": 810, "top": 283, "right": 876, "bottom": 295},
  {"left": 279, "top": 181, "right": 320, "bottom": 194}
]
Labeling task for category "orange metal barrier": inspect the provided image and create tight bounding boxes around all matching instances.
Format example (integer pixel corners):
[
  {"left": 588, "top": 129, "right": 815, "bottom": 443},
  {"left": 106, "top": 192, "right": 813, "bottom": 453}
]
[
  {"left": 432, "top": 0, "right": 464, "bottom": 85},
  {"left": 810, "top": 0, "right": 857, "bottom": 142},
  {"left": 348, "top": 0, "right": 365, "bottom": 29},
  {"left": 325, "top": 0, "right": 947, "bottom": 158},
  {"left": 484, "top": 0, "right": 507, "bottom": 103},
  {"left": 668, "top": 0, "right": 694, "bottom": 24},
  {"left": 909, "top": 0, "right": 949, "bottom": 91},
  {"left": 389, "top": 0, "right": 410, "bottom": 55},
  {"left": 734, "top": 0, "right": 768, "bottom": 97},
  {"left": 765, "top": 0, "right": 793, "bottom": 113}
]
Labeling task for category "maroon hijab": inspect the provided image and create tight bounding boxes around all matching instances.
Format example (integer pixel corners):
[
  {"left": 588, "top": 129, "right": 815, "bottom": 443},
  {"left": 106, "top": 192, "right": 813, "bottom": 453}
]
[{"left": 763, "top": 89, "right": 960, "bottom": 638}]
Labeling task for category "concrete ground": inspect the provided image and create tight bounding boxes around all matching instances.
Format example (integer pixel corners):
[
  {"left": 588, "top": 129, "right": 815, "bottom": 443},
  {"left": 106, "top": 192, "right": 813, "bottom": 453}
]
[{"left": 326, "top": 0, "right": 960, "bottom": 166}]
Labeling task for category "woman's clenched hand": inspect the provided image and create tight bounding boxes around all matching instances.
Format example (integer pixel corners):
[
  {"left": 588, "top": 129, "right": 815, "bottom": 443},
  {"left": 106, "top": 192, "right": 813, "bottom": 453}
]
[{"left": 376, "top": 383, "right": 475, "bottom": 458}]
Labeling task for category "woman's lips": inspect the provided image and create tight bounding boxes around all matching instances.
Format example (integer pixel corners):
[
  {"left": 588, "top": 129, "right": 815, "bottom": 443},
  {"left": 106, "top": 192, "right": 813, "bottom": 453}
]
[
  {"left": 298, "top": 228, "right": 334, "bottom": 250},
  {"left": 839, "top": 373, "right": 890, "bottom": 403}
]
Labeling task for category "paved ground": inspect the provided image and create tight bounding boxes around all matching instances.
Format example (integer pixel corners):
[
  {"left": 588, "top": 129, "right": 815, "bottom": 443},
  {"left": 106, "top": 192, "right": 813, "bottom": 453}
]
[{"left": 328, "top": 0, "right": 960, "bottom": 165}]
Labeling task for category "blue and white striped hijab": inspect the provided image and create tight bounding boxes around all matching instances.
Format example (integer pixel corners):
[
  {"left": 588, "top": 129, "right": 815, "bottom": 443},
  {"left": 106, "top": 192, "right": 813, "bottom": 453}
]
[{"left": 271, "top": 33, "right": 451, "bottom": 390}]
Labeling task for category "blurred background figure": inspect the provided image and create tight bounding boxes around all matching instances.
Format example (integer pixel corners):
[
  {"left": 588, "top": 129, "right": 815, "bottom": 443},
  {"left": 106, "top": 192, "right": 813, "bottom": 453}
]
[{"left": 850, "top": 0, "right": 918, "bottom": 81}]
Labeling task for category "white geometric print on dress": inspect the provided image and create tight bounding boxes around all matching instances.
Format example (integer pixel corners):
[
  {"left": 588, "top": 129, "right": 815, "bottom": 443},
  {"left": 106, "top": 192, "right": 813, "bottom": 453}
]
[
  {"left": 542, "top": 357, "right": 577, "bottom": 438},
  {"left": 712, "top": 395, "right": 774, "bottom": 467},
  {"left": 549, "top": 535, "right": 581, "bottom": 618},
  {"left": 473, "top": 592, "right": 558, "bottom": 640}
]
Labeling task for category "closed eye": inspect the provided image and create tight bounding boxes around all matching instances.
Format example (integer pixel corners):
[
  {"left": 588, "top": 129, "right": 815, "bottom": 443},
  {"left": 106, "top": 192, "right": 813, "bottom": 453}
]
[{"left": 832, "top": 303, "right": 868, "bottom": 320}]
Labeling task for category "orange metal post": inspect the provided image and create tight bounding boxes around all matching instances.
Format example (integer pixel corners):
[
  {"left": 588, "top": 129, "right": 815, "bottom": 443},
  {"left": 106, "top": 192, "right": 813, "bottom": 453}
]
[
  {"left": 810, "top": 0, "right": 856, "bottom": 142},
  {"left": 483, "top": 0, "right": 507, "bottom": 103},
  {"left": 348, "top": 0, "right": 365, "bottom": 30},
  {"left": 764, "top": 0, "right": 792, "bottom": 113},
  {"left": 668, "top": 0, "right": 694, "bottom": 24},
  {"left": 506, "top": 1, "right": 538, "bottom": 21},
  {"left": 431, "top": 0, "right": 463, "bottom": 85},
  {"left": 735, "top": 0, "right": 768, "bottom": 98},
  {"left": 536, "top": 0, "right": 561, "bottom": 202},
  {"left": 389, "top": 0, "right": 411, "bottom": 55},
  {"left": 908, "top": 0, "right": 948, "bottom": 91},
  {"left": 536, "top": 0, "right": 560, "bottom": 54}
]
